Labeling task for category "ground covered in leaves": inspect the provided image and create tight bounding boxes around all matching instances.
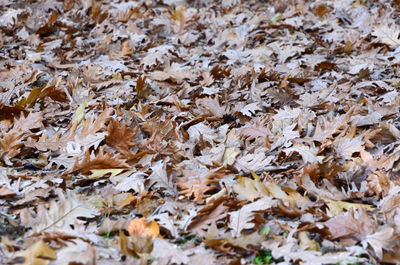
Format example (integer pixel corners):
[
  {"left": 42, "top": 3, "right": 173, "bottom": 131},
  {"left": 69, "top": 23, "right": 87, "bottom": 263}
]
[{"left": 2, "top": 0, "right": 400, "bottom": 264}]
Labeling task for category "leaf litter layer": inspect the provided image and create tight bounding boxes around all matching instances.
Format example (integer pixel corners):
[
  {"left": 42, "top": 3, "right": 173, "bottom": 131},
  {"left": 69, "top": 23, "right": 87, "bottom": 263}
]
[{"left": 1, "top": 0, "right": 400, "bottom": 264}]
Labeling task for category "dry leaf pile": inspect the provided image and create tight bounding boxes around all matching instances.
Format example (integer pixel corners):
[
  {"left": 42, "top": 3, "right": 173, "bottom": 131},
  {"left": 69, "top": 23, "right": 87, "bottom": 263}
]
[{"left": 2, "top": 0, "right": 400, "bottom": 264}]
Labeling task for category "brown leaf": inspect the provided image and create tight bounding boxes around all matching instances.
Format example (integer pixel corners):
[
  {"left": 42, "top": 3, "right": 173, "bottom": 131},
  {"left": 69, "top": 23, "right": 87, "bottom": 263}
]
[
  {"left": 72, "top": 146, "right": 130, "bottom": 175},
  {"left": 0, "top": 128, "right": 24, "bottom": 165},
  {"left": 105, "top": 118, "right": 137, "bottom": 157},
  {"left": 0, "top": 186, "right": 16, "bottom": 197},
  {"left": 195, "top": 97, "right": 227, "bottom": 118},
  {"left": 13, "top": 112, "right": 43, "bottom": 132},
  {"left": 367, "top": 171, "right": 390, "bottom": 198},
  {"left": 177, "top": 171, "right": 222, "bottom": 204},
  {"left": 188, "top": 197, "right": 229, "bottom": 237},
  {"left": 325, "top": 207, "right": 374, "bottom": 242}
]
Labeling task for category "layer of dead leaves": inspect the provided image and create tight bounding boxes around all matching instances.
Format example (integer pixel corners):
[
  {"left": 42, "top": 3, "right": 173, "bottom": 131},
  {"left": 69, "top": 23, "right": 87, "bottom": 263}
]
[{"left": 2, "top": 0, "right": 400, "bottom": 264}]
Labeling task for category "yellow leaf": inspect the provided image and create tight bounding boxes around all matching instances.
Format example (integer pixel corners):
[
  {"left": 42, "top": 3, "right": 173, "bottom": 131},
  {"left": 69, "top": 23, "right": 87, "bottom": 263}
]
[
  {"left": 88, "top": 168, "right": 124, "bottom": 179},
  {"left": 114, "top": 193, "right": 136, "bottom": 208},
  {"left": 119, "top": 230, "right": 138, "bottom": 258},
  {"left": 11, "top": 240, "right": 56, "bottom": 265},
  {"left": 55, "top": 76, "right": 61, "bottom": 88},
  {"left": 322, "top": 197, "right": 373, "bottom": 216},
  {"left": 266, "top": 182, "right": 289, "bottom": 200},
  {"left": 250, "top": 171, "right": 289, "bottom": 200},
  {"left": 344, "top": 41, "right": 352, "bottom": 53},
  {"left": 298, "top": 231, "right": 320, "bottom": 251},
  {"left": 17, "top": 85, "right": 45, "bottom": 108},
  {"left": 171, "top": 6, "right": 186, "bottom": 33},
  {"left": 233, "top": 174, "right": 269, "bottom": 201},
  {"left": 222, "top": 147, "right": 240, "bottom": 166},
  {"left": 71, "top": 98, "right": 87, "bottom": 124}
]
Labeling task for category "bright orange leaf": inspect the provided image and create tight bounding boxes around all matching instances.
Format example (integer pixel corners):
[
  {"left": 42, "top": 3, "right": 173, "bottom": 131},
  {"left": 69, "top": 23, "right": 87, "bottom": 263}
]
[{"left": 127, "top": 217, "right": 160, "bottom": 240}]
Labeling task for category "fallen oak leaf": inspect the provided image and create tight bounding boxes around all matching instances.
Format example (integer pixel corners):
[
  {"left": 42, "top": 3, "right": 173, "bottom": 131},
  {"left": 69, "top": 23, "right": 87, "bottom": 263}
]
[
  {"left": 298, "top": 231, "right": 320, "bottom": 251},
  {"left": 228, "top": 197, "right": 276, "bottom": 237},
  {"left": 325, "top": 207, "right": 374, "bottom": 243},
  {"left": 372, "top": 22, "right": 400, "bottom": 49},
  {"left": 7, "top": 240, "right": 56, "bottom": 265},
  {"left": 187, "top": 196, "right": 229, "bottom": 237},
  {"left": 0, "top": 128, "right": 24, "bottom": 165},
  {"left": 71, "top": 146, "right": 130, "bottom": 175},
  {"left": 105, "top": 118, "right": 137, "bottom": 157},
  {"left": 52, "top": 239, "right": 96, "bottom": 265},
  {"left": 363, "top": 227, "right": 395, "bottom": 260},
  {"left": 232, "top": 175, "right": 269, "bottom": 201},
  {"left": 20, "top": 188, "right": 99, "bottom": 234},
  {"left": 13, "top": 111, "right": 43, "bottom": 133}
]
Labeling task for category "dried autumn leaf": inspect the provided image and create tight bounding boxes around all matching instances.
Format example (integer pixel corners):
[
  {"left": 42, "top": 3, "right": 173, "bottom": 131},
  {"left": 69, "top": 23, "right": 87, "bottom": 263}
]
[
  {"left": 325, "top": 207, "right": 374, "bottom": 243},
  {"left": 188, "top": 197, "right": 229, "bottom": 237},
  {"left": 298, "top": 231, "right": 320, "bottom": 251},
  {"left": 20, "top": 188, "right": 99, "bottom": 234},
  {"left": 171, "top": 6, "right": 186, "bottom": 34},
  {"left": 148, "top": 160, "right": 175, "bottom": 195},
  {"left": 149, "top": 63, "right": 194, "bottom": 84},
  {"left": 112, "top": 170, "right": 146, "bottom": 193},
  {"left": 283, "top": 144, "right": 323, "bottom": 164},
  {"left": 9, "top": 240, "right": 56, "bottom": 265},
  {"left": 228, "top": 198, "right": 275, "bottom": 237},
  {"left": 135, "top": 75, "right": 150, "bottom": 100},
  {"left": 333, "top": 135, "right": 364, "bottom": 159},
  {"left": 177, "top": 171, "right": 222, "bottom": 204},
  {"left": 323, "top": 197, "right": 373, "bottom": 216},
  {"left": 313, "top": 108, "right": 355, "bottom": 143},
  {"left": 78, "top": 107, "right": 113, "bottom": 137},
  {"left": 13, "top": 112, "right": 43, "bottom": 132},
  {"left": 151, "top": 238, "right": 190, "bottom": 264},
  {"left": 53, "top": 239, "right": 96, "bottom": 265},
  {"left": 222, "top": 147, "right": 240, "bottom": 166},
  {"left": 17, "top": 83, "right": 67, "bottom": 108},
  {"left": 0, "top": 128, "right": 24, "bottom": 165},
  {"left": 239, "top": 102, "right": 262, "bottom": 117},
  {"left": 0, "top": 8, "right": 23, "bottom": 28},
  {"left": 120, "top": 225, "right": 155, "bottom": 256},
  {"left": 195, "top": 96, "right": 227, "bottom": 117},
  {"left": 105, "top": 118, "right": 137, "bottom": 157},
  {"left": 234, "top": 152, "right": 273, "bottom": 172},
  {"left": 372, "top": 22, "right": 400, "bottom": 49},
  {"left": 71, "top": 99, "right": 87, "bottom": 124},
  {"left": 0, "top": 186, "right": 15, "bottom": 197},
  {"left": 72, "top": 146, "right": 130, "bottom": 175},
  {"left": 233, "top": 175, "right": 269, "bottom": 201},
  {"left": 364, "top": 227, "right": 395, "bottom": 260},
  {"left": 367, "top": 171, "right": 390, "bottom": 197}
]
